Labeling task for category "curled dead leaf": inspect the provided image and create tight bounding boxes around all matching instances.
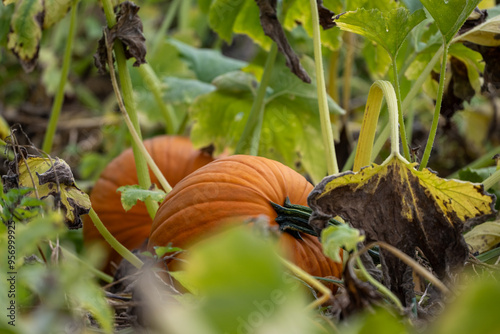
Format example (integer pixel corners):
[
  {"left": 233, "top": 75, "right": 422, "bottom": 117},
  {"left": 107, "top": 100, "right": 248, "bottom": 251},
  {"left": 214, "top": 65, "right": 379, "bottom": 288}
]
[{"left": 94, "top": 1, "right": 147, "bottom": 74}]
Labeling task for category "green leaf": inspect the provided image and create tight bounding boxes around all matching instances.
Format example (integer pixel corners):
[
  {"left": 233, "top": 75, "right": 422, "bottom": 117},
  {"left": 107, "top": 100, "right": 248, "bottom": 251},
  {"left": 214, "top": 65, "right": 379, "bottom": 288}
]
[
  {"left": 208, "top": 0, "right": 246, "bottom": 42},
  {"left": 233, "top": 0, "right": 272, "bottom": 50},
  {"left": 335, "top": 7, "right": 426, "bottom": 59},
  {"left": 0, "top": 2, "right": 14, "bottom": 46},
  {"left": 169, "top": 38, "right": 247, "bottom": 82},
  {"left": 117, "top": 184, "right": 167, "bottom": 211},
  {"left": 362, "top": 40, "right": 392, "bottom": 79},
  {"left": 465, "top": 220, "right": 500, "bottom": 254},
  {"left": 453, "top": 13, "right": 500, "bottom": 46},
  {"left": 321, "top": 224, "right": 364, "bottom": 263},
  {"left": 12, "top": 156, "right": 91, "bottom": 228},
  {"left": 448, "top": 43, "right": 484, "bottom": 93},
  {"left": 429, "top": 275, "right": 500, "bottom": 334},
  {"left": 164, "top": 77, "right": 216, "bottom": 103},
  {"left": 180, "top": 227, "right": 308, "bottom": 333},
  {"left": 43, "top": 0, "right": 72, "bottom": 29},
  {"left": 154, "top": 244, "right": 183, "bottom": 258},
  {"left": 190, "top": 56, "right": 344, "bottom": 183},
  {"left": 338, "top": 307, "right": 409, "bottom": 334},
  {"left": 7, "top": 0, "right": 43, "bottom": 72},
  {"left": 420, "top": 0, "right": 482, "bottom": 43},
  {"left": 282, "top": 0, "right": 344, "bottom": 50},
  {"left": 16, "top": 212, "right": 65, "bottom": 256},
  {"left": 211, "top": 70, "right": 256, "bottom": 93}
]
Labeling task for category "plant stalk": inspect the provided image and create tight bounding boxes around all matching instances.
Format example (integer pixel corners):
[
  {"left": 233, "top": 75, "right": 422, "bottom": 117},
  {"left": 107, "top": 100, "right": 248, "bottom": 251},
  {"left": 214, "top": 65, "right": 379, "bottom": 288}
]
[
  {"left": 392, "top": 57, "right": 411, "bottom": 161},
  {"left": 234, "top": 43, "right": 278, "bottom": 155},
  {"left": 355, "top": 256, "right": 404, "bottom": 311},
  {"left": 483, "top": 169, "right": 500, "bottom": 191},
  {"left": 309, "top": 0, "right": 339, "bottom": 175},
  {"left": 101, "top": 0, "right": 158, "bottom": 218},
  {"left": 88, "top": 209, "right": 144, "bottom": 269},
  {"left": 419, "top": 44, "right": 450, "bottom": 170},
  {"left": 42, "top": 1, "right": 79, "bottom": 153},
  {"left": 280, "top": 257, "right": 331, "bottom": 309},
  {"left": 105, "top": 33, "right": 172, "bottom": 193}
]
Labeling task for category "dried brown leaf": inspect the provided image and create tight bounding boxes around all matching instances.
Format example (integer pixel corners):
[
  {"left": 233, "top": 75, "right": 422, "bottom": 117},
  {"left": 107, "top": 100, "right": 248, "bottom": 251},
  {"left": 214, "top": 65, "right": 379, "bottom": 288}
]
[
  {"left": 94, "top": 1, "right": 146, "bottom": 74},
  {"left": 255, "top": 0, "right": 311, "bottom": 83}
]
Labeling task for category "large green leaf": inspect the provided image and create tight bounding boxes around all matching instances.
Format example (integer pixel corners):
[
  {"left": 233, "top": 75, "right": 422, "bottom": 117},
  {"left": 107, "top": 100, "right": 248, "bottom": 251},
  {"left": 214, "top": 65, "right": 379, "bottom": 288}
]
[
  {"left": 176, "top": 227, "right": 309, "bottom": 334},
  {"left": 335, "top": 7, "right": 426, "bottom": 59},
  {"left": 190, "top": 56, "right": 343, "bottom": 183},
  {"left": 420, "top": 0, "right": 482, "bottom": 43}
]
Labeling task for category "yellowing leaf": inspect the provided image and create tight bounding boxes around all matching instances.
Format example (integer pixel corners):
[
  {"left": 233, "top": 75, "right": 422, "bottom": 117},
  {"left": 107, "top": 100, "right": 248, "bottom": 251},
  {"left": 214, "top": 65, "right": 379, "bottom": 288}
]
[
  {"left": 7, "top": 0, "right": 43, "bottom": 72},
  {"left": 309, "top": 155, "right": 496, "bottom": 304},
  {"left": 453, "top": 14, "right": 500, "bottom": 46},
  {"left": 465, "top": 220, "right": 500, "bottom": 254},
  {"left": 7, "top": 156, "right": 91, "bottom": 229}
]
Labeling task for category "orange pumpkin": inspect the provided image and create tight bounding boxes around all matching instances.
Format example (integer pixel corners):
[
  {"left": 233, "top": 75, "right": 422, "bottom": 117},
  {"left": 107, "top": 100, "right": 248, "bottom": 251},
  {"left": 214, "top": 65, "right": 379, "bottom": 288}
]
[
  {"left": 148, "top": 155, "right": 342, "bottom": 286},
  {"left": 83, "top": 135, "right": 215, "bottom": 273}
]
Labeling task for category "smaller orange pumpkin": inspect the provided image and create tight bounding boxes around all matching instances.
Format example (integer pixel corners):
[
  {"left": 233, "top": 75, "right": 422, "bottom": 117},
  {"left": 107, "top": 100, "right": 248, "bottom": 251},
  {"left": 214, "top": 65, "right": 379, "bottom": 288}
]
[{"left": 83, "top": 135, "right": 215, "bottom": 273}]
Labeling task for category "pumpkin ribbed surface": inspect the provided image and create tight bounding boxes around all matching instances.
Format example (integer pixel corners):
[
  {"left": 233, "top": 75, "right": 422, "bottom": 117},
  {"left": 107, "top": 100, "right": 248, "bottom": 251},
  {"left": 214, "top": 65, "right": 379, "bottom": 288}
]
[
  {"left": 83, "top": 135, "right": 215, "bottom": 272},
  {"left": 148, "top": 155, "right": 342, "bottom": 283}
]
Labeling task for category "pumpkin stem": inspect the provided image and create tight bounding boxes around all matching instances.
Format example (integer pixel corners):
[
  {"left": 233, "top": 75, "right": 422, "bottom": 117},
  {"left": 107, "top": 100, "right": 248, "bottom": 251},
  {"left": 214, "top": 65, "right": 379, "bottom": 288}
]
[{"left": 270, "top": 197, "right": 342, "bottom": 239}]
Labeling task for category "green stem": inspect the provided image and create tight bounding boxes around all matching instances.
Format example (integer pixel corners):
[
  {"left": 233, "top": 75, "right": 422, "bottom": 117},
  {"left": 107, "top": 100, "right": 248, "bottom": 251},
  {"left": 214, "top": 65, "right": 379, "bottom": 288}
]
[
  {"left": 355, "top": 256, "right": 404, "bottom": 311},
  {"left": 392, "top": 57, "right": 410, "bottom": 161},
  {"left": 234, "top": 43, "right": 278, "bottom": 155},
  {"left": 61, "top": 246, "right": 113, "bottom": 283},
  {"left": 310, "top": 0, "right": 339, "bottom": 175},
  {"left": 419, "top": 44, "right": 449, "bottom": 170},
  {"left": 178, "top": 0, "right": 191, "bottom": 31},
  {"left": 138, "top": 64, "right": 178, "bottom": 134},
  {"left": 483, "top": 169, "right": 500, "bottom": 191},
  {"left": 105, "top": 32, "right": 172, "bottom": 193},
  {"left": 101, "top": 0, "right": 158, "bottom": 219},
  {"left": 42, "top": 2, "right": 79, "bottom": 153},
  {"left": 150, "top": 0, "right": 182, "bottom": 55},
  {"left": 88, "top": 209, "right": 144, "bottom": 269}
]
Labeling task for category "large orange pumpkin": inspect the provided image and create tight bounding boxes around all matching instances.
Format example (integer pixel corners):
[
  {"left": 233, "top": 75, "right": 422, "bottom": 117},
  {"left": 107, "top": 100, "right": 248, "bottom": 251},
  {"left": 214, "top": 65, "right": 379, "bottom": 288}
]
[
  {"left": 83, "top": 135, "right": 215, "bottom": 273},
  {"left": 148, "top": 155, "right": 342, "bottom": 285}
]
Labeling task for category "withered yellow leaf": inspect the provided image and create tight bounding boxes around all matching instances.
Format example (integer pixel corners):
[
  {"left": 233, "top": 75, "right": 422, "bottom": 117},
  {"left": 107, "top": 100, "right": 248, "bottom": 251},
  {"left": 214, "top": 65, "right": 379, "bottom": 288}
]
[
  {"left": 7, "top": 156, "right": 90, "bottom": 229},
  {"left": 465, "top": 220, "right": 500, "bottom": 254},
  {"left": 309, "top": 155, "right": 496, "bottom": 304}
]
